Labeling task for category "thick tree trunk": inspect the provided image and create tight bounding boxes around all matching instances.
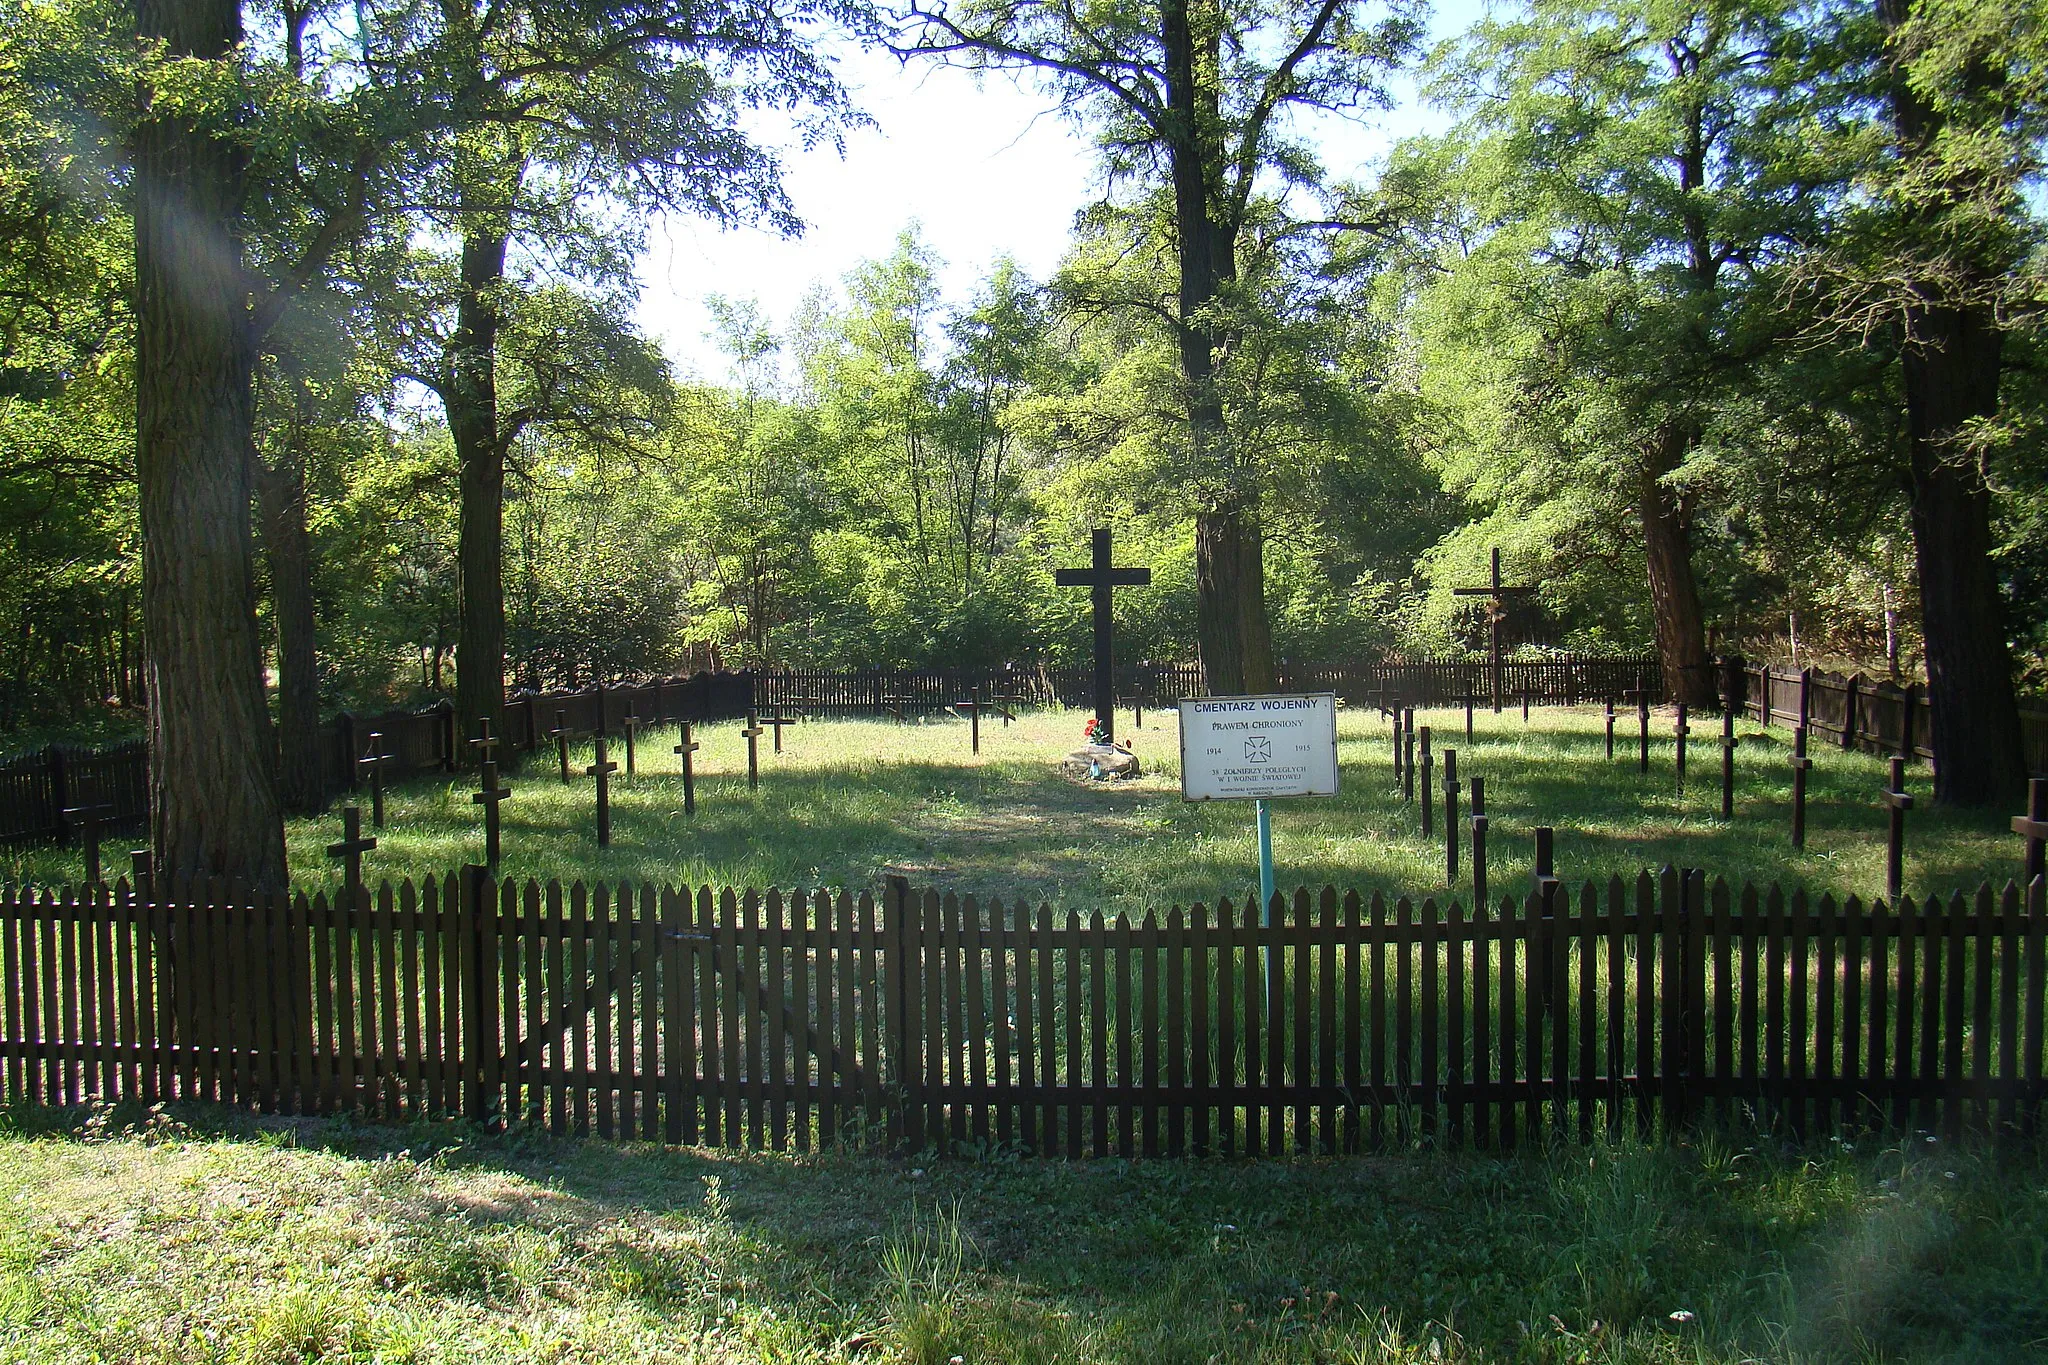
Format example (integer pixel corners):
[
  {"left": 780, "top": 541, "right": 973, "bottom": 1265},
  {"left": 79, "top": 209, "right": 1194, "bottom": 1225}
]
[
  {"left": 1165, "top": 0, "right": 1273, "bottom": 698},
  {"left": 135, "top": 0, "right": 287, "bottom": 889},
  {"left": 1639, "top": 429, "right": 1715, "bottom": 710},
  {"left": 256, "top": 441, "right": 324, "bottom": 813},
  {"left": 450, "top": 224, "right": 509, "bottom": 763},
  {"left": 1900, "top": 306, "right": 2026, "bottom": 805},
  {"left": 1874, "top": 0, "right": 2028, "bottom": 807}
]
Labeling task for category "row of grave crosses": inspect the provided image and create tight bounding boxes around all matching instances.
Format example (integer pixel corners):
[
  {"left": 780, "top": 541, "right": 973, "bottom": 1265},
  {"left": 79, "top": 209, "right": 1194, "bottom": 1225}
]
[{"left": 1374, "top": 692, "right": 2048, "bottom": 907}]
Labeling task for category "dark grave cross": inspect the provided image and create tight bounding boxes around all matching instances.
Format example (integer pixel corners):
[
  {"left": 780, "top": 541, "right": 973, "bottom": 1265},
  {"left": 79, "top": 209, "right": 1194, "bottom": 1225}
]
[
  {"left": 1604, "top": 698, "right": 1617, "bottom": 761},
  {"left": 1882, "top": 755, "right": 1913, "bottom": 903},
  {"left": 548, "top": 708, "right": 575, "bottom": 784},
  {"left": 61, "top": 803, "right": 110, "bottom": 886},
  {"left": 1389, "top": 703, "right": 1406, "bottom": 783},
  {"left": 1368, "top": 684, "right": 1396, "bottom": 720},
  {"left": 473, "top": 757, "right": 511, "bottom": 870},
  {"left": 1518, "top": 687, "right": 1533, "bottom": 724},
  {"left": 588, "top": 736, "right": 619, "bottom": 847},
  {"left": 765, "top": 708, "right": 795, "bottom": 755},
  {"left": 1461, "top": 689, "right": 1477, "bottom": 743},
  {"left": 1054, "top": 527, "right": 1151, "bottom": 747},
  {"left": 1451, "top": 546, "right": 1537, "bottom": 713},
  {"left": 1402, "top": 708, "right": 1418, "bottom": 803},
  {"left": 1720, "top": 704, "right": 1739, "bottom": 819},
  {"left": 674, "top": 722, "right": 700, "bottom": 816},
  {"left": 953, "top": 687, "right": 985, "bottom": 755},
  {"left": 994, "top": 692, "right": 1021, "bottom": 727},
  {"left": 1420, "top": 725, "right": 1435, "bottom": 838},
  {"left": 622, "top": 712, "right": 643, "bottom": 776},
  {"left": 1443, "top": 748, "right": 1461, "bottom": 885},
  {"left": 326, "top": 804, "right": 377, "bottom": 909},
  {"left": 1790, "top": 726, "right": 1814, "bottom": 850},
  {"left": 1673, "top": 704, "right": 1690, "bottom": 794},
  {"left": 2012, "top": 778, "right": 2048, "bottom": 886},
  {"left": 1469, "top": 775, "right": 1490, "bottom": 913},
  {"left": 740, "top": 709, "right": 765, "bottom": 791},
  {"left": 358, "top": 731, "right": 394, "bottom": 828},
  {"left": 1626, "top": 675, "right": 1651, "bottom": 774}
]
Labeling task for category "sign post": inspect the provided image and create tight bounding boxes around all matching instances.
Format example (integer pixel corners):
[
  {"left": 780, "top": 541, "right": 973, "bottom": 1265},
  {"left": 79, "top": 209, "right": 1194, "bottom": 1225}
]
[{"left": 1177, "top": 692, "right": 1340, "bottom": 923}]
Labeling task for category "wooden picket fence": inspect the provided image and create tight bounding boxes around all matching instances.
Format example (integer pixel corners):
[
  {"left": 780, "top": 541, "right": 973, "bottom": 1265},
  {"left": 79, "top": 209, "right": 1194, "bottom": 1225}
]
[
  {"left": 759, "top": 656, "right": 1664, "bottom": 719},
  {"left": 4, "top": 870, "right": 2045, "bottom": 1153},
  {"left": 1741, "top": 663, "right": 2048, "bottom": 777}
]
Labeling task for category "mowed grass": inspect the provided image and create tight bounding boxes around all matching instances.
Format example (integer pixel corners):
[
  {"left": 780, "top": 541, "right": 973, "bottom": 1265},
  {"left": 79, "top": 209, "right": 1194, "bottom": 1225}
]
[
  {"left": 3, "top": 706, "right": 2024, "bottom": 914},
  {"left": 2, "top": 1103, "right": 2046, "bottom": 1363}
]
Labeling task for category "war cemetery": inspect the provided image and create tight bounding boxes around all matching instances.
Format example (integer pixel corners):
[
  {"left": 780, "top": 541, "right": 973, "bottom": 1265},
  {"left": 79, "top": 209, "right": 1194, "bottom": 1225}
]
[{"left": 4, "top": 0, "right": 2048, "bottom": 1360}]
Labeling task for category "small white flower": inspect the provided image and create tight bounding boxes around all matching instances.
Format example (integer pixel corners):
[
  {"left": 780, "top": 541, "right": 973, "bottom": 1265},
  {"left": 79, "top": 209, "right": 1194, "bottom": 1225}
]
[
  {"left": 1944, "top": 1171, "right": 1957, "bottom": 1180},
  {"left": 1669, "top": 1309, "right": 1696, "bottom": 1324}
]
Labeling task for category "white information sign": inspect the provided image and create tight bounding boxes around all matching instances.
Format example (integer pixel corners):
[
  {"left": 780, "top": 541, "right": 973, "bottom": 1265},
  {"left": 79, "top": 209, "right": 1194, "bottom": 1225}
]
[{"left": 1177, "top": 693, "right": 1340, "bottom": 801}]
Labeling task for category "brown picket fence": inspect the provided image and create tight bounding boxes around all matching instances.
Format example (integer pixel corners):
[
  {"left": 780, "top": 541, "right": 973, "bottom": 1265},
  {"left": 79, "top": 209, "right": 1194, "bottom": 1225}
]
[{"left": 4, "top": 871, "right": 2044, "bottom": 1153}]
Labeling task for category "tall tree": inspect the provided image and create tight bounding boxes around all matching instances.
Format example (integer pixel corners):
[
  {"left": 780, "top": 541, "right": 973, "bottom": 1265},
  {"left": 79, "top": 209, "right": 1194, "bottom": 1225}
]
[
  {"left": 134, "top": 0, "right": 290, "bottom": 885},
  {"left": 1847, "top": 0, "right": 2034, "bottom": 804},
  {"left": 1412, "top": 0, "right": 1819, "bottom": 709},
  {"left": 401, "top": 0, "right": 853, "bottom": 755},
  {"left": 896, "top": 0, "right": 1420, "bottom": 694}
]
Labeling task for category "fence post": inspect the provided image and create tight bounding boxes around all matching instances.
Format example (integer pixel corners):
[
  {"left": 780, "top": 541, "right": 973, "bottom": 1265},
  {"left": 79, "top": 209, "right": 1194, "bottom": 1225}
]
[
  {"left": 1676, "top": 870, "right": 1705, "bottom": 1132},
  {"left": 46, "top": 745, "right": 68, "bottom": 842},
  {"left": 439, "top": 699, "right": 457, "bottom": 772},
  {"left": 461, "top": 864, "right": 503, "bottom": 1130},
  {"left": 1532, "top": 827, "right": 1558, "bottom": 1016}
]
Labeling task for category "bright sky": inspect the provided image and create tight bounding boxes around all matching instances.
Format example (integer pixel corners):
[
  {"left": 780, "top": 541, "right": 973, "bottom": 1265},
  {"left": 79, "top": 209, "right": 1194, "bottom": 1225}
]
[{"left": 635, "top": 1, "right": 1490, "bottom": 383}]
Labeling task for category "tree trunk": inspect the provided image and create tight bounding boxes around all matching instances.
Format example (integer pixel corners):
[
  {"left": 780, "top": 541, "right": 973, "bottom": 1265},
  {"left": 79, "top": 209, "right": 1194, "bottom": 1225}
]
[
  {"left": 1639, "top": 428, "right": 1715, "bottom": 710},
  {"left": 451, "top": 223, "right": 510, "bottom": 764},
  {"left": 256, "top": 439, "right": 325, "bottom": 813},
  {"left": 1874, "top": 0, "right": 2027, "bottom": 807},
  {"left": 1900, "top": 305, "right": 2026, "bottom": 805},
  {"left": 1164, "top": 0, "right": 1273, "bottom": 698},
  {"left": 134, "top": 0, "right": 287, "bottom": 889}
]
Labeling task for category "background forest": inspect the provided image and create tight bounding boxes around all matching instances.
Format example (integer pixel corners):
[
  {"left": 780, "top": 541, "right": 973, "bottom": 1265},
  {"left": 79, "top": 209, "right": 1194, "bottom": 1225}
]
[{"left": 0, "top": 0, "right": 2043, "bottom": 829}]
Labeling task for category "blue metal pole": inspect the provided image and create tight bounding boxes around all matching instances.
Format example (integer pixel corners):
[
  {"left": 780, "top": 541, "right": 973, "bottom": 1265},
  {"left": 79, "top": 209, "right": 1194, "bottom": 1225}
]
[{"left": 1256, "top": 797, "right": 1275, "bottom": 924}]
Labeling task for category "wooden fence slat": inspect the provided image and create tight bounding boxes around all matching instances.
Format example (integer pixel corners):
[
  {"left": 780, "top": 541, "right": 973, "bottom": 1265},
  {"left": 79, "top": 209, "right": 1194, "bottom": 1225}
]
[
  {"left": 1918, "top": 893, "right": 1942, "bottom": 1137},
  {"left": 944, "top": 893, "right": 967, "bottom": 1152},
  {"left": 1469, "top": 891, "right": 1489, "bottom": 1150},
  {"left": 1217, "top": 898, "right": 1239, "bottom": 1157},
  {"left": 991, "top": 897, "right": 1013, "bottom": 1151},
  {"left": 922, "top": 891, "right": 944, "bottom": 1152},
  {"left": 1972, "top": 884, "right": 1994, "bottom": 1137},
  {"left": 965, "top": 895, "right": 990, "bottom": 1150},
  {"left": 1115, "top": 912, "right": 1134, "bottom": 1159},
  {"left": 1292, "top": 891, "right": 1312, "bottom": 1153},
  {"left": 1999, "top": 882, "right": 2020, "bottom": 1136},
  {"left": 1143, "top": 909, "right": 1162, "bottom": 1158},
  {"left": 764, "top": 889, "right": 785, "bottom": 1151}
]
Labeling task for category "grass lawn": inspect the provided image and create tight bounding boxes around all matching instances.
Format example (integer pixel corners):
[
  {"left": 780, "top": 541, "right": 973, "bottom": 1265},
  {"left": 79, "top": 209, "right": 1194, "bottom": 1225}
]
[
  {"left": 1, "top": 1103, "right": 2044, "bottom": 1363},
  {"left": 3, "top": 706, "right": 2024, "bottom": 914}
]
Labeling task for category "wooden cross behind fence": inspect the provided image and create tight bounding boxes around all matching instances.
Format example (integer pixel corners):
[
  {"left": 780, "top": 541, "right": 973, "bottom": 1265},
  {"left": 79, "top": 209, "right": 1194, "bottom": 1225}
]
[
  {"left": 1790, "top": 726, "right": 1813, "bottom": 850},
  {"left": 1882, "top": 755, "right": 1913, "bottom": 902},
  {"left": 588, "top": 736, "right": 619, "bottom": 847},
  {"left": 740, "top": 710, "right": 765, "bottom": 791},
  {"left": 1054, "top": 527, "right": 1151, "bottom": 747},
  {"left": 358, "top": 732, "right": 393, "bottom": 827},
  {"left": 60, "top": 803, "right": 109, "bottom": 886},
  {"left": 474, "top": 758, "right": 511, "bottom": 869},
  {"left": 622, "top": 712, "right": 644, "bottom": 775},
  {"left": 1451, "top": 547, "right": 1537, "bottom": 712},
  {"left": 326, "top": 805, "right": 376, "bottom": 908},
  {"left": 675, "top": 722, "right": 699, "bottom": 816}
]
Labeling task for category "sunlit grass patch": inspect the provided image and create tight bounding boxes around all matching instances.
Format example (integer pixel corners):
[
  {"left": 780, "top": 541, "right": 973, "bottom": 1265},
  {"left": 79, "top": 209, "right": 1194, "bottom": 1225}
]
[{"left": 3, "top": 705, "right": 2020, "bottom": 915}]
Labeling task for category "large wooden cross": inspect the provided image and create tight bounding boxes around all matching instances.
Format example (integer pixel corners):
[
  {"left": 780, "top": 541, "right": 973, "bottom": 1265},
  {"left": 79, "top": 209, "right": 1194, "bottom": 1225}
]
[
  {"left": 1451, "top": 547, "right": 1537, "bottom": 713},
  {"left": 1054, "top": 527, "right": 1150, "bottom": 746},
  {"left": 1882, "top": 755, "right": 1914, "bottom": 903}
]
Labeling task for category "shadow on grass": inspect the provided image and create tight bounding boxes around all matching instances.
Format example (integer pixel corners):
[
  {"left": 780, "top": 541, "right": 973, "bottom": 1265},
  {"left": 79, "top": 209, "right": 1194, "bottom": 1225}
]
[{"left": 8, "top": 1095, "right": 2048, "bottom": 1363}]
